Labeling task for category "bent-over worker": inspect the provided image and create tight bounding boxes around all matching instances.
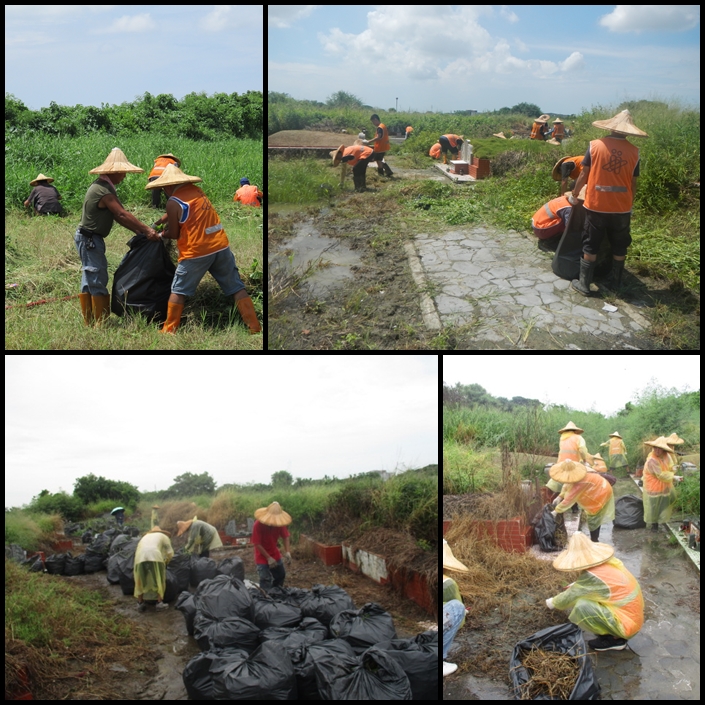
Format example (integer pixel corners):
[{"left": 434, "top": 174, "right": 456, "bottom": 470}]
[
  {"left": 176, "top": 516, "right": 223, "bottom": 557},
  {"left": 438, "top": 134, "right": 463, "bottom": 165},
  {"left": 234, "top": 177, "right": 263, "bottom": 207},
  {"left": 134, "top": 526, "right": 174, "bottom": 611},
  {"left": 251, "top": 501, "right": 292, "bottom": 591},
  {"left": 530, "top": 114, "right": 550, "bottom": 140},
  {"left": 333, "top": 143, "right": 375, "bottom": 192},
  {"left": 552, "top": 155, "right": 584, "bottom": 196}
]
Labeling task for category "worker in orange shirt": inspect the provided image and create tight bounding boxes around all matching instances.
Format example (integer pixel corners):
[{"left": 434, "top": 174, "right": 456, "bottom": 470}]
[
  {"left": 362, "top": 114, "right": 393, "bottom": 178},
  {"left": 438, "top": 134, "right": 464, "bottom": 164},
  {"left": 233, "top": 178, "right": 263, "bottom": 207},
  {"left": 148, "top": 153, "right": 180, "bottom": 208},
  {"left": 332, "top": 143, "right": 375, "bottom": 192}
]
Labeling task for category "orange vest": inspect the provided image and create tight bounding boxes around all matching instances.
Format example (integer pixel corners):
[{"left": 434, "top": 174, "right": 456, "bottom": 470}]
[
  {"left": 342, "top": 144, "right": 373, "bottom": 167},
  {"left": 149, "top": 156, "right": 179, "bottom": 179},
  {"left": 558, "top": 432, "right": 581, "bottom": 463},
  {"left": 643, "top": 451, "right": 675, "bottom": 497},
  {"left": 563, "top": 156, "right": 584, "bottom": 180},
  {"left": 443, "top": 134, "right": 462, "bottom": 148},
  {"left": 429, "top": 143, "right": 441, "bottom": 159},
  {"left": 562, "top": 471, "right": 612, "bottom": 515},
  {"left": 168, "top": 184, "right": 229, "bottom": 262},
  {"left": 608, "top": 437, "right": 626, "bottom": 456},
  {"left": 532, "top": 195, "right": 572, "bottom": 231},
  {"left": 552, "top": 123, "right": 565, "bottom": 139},
  {"left": 373, "top": 123, "right": 390, "bottom": 152},
  {"left": 530, "top": 122, "right": 546, "bottom": 140},
  {"left": 584, "top": 137, "right": 639, "bottom": 214},
  {"left": 234, "top": 184, "right": 262, "bottom": 207}
]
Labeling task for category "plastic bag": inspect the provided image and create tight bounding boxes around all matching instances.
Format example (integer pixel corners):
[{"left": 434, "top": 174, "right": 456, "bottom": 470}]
[
  {"left": 329, "top": 602, "right": 397, "bottom": 654},
  {"left": 190, "top": 556, "right": 218, "bottom": 587},
  {"left": 509, "top": 622, "right": 600, "bottom": 700},
  {"left": 45, "top": 553, "right": 67, "bottom": 575},
  {"left": 267, "top": 585, "right": 311, "bottom": 606},
  {"left": 175, "top": 591, "right": 197, "bottom": 636},
  {"left": 377, "top": 630, "right": 438, "bottom": 700},
  {"left": 21, "top": 555, "right": 44, "bottom": 572},
  {"left": 259, "top": 617, "right": 328, "bottom": 650},
  {"left": 111, "top": 233, "right": 176, "bottom": 322},
  {"left": 291, "top": 638, "right": 357, "bottom": 700},
  {"left": 613, "top": 495, "right": 646, "bottom": 529},
  {"left": 300, "top": 584, "right": 355, "bottom": 626},
  {"left": 533, "top": 505, "right": 561, "bottom": 552},
  {"left": 314, "top": 644, "right": 412, "bottom": 700},
  {"left": 193, "top": 613, "right": 260, "bottom": 652},
  {"left": 166, "top": 553, "right": 192, "bottom": 596},
  {"left": 211, "top": 641, "right": 297, "bottom": 700},
  {"left": 183, "top": 647, "right": 247, "bottom": 700},
  {"left": 216, "top": 556, "right": 245, "bottom": 581},
  {"left": 253, "top": 597, "right": 303, "bottom": 629},
  {"left": 64, "top": 553, "right": 85, "bottom": 576},
  {"left": 115, "top": 541, "right": 139, "bottom": 595},
  {"left": 84, "top": 531, "right": 113, "bottom": 573},
  {"left": 194, "top": 575, "right": 254, "bottom": 621}
]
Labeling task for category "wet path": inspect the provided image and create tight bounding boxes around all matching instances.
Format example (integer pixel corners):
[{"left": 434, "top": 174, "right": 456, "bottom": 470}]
[{"left": 411, "top": 227, "right": 655, "bottom": 350}]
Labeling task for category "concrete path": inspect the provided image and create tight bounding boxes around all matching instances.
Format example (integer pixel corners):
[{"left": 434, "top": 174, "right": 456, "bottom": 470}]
[{"left": 411, "top": 226, "right": 653, "bottom": 350}]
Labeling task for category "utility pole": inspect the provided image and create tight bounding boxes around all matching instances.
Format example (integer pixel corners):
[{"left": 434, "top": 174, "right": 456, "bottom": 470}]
[{"left": 396, "top": 97, "right": 398, "bottom": 112}]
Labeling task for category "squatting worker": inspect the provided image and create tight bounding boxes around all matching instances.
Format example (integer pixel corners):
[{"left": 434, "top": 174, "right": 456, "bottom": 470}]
[
  {"left": 531, "top": 188, "right": 584, "bottom": 242},
  {"left": 148, "top": 153, "right": 181, "bottom": 208},
  {"left": 530, "top": 114, "right": 550, "bottom": 141},
  {"left": 552, "top": 155, "right": 584, "bottom": 196},
  {"left": 233, "top": 177, "right": 263, "bottom": 207},
  {"left": 551, "top": 118, "right": 566, "bottom": 143},
  {"left": 176, "top": 516, "right": 223, "bottom": 557},
  {"left": 642, "top": 436, "right": 682, "bottom": 532},
  {"left": 75, "top": 148, "right": 157, "bottom": 326},
  {"left": 546, "top": 421, "right": 591, "bottom": 499},
  {"left": 550, "top": 460, "right": 615, "bottom": 542},
  {"left": 438, "top": 134, "right": 464, "bottom": 165},
  {"left": 146, "top": 164, "right": 261, "bottom": 334},
  {"left": 442, "top": 539, "right": 469, "bottom": 678},
  {"left": 24, "top": 173, "right": 63, "bottom": 215},
  {"left": 251, "top": 501, "right": 292, "bottom": 591},
  {"left": 332, "top": 142, "right": 374, "bottom": 193},
  {"left": 600, "top": 431, "right": 629, "bottom": 473},
  {"left": 362, "top": 114, "right": 393, "bottom": 178},
  {"left": 569, "top": 110, "right": 648, "bottom": 296},
  {"left": 546, "top": 532, "right": 643, "bottom": 652},
  {"left": 134, "top": 526, "right": 174, "bottom": 612}
]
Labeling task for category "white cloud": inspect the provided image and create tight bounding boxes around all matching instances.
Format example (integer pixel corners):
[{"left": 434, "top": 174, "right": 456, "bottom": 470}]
[
  {"left": 600, "top": 5, "right": 700, "bottom": 33},
  {"left": 269, "top": 5, "right": 318, "bottom": 29},
  {"left": 99, "top": 14, "right": 155, "bottom": 33},
  {"left": 560, "top": 51, "right": 585, "bottom": 72},
  {"left": 500, "top": 6, "right": 519, "bottom": 24}
]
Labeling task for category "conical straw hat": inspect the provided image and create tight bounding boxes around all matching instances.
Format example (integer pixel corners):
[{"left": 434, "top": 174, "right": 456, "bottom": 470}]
[
  {"left": 552, "top": 118, "right": 563, "bottom": 123},
  {"left": 30, "top": 173, "right": 54, "bottom": 186},
  {"left": 492, "top": 132, "right": 507, "bottom": 139},
  {"left": 592, "top": 109, "right": 648, "bottom": 138},
  {"left": 443, "top": 539, "right": 469, "bottom": 572},
  {"left": 549, "top": 460, "right": 587, "bottom": 484},
  {"left": 558, "top": 421, "right": 583, "bottom": 434},
  {"left": 608, "top": 431, "right": 622, "bottom": 438},
  {"left": 144, "top": 163, "right": 202, "bottom": 189},
  {"left": 156, "top": 153, "right": 181, "bottom": 163},
  {"left": 148, "top": 525, "right": 171, "bottom": 537},
  {"left": 553, "top": 532, "right": 614, "bottom": 571},
  {"left": 664, "top": 433, "right": 684, "bottom": 445},
  {"left": 552, "top": 155, "right": 584, "bottom": 181},
  {"left": 332, "top": 144, "right": 346, "bottom": 167},
  {"left": 644, "top": 436, "right": 673, "bottom": 453},
  {"left": 254, "top": 501, "right": 292, "bottom": 527},
  {"left": 90, "top": 147, "right": 144, "bottom": 174},
  {"left": 535, "top": 114, "right": 550, "bottom": 124}
]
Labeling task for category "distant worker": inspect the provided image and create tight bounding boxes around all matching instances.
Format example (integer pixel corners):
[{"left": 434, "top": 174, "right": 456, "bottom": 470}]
[
  {"left": 438, "top": 134, "right": 463, "bottom": 164},
  {"left": 569, "top": 110, "right": 647, "bottom": 296},
  {"left": 333, "top": 143, "right": 375, "bottom": 193},
  {"left": 151, "top": 505, "right": 160, "bottom": 529},
  {"left": 111, "top": 506, "right": 126, "bottom": 526},
  {"left": 362, "top": 114, "right": 393, "bottom": 178},
  {"left": 552, "top": 155, "right": 585, "bottom": 196},
  {"left": 429, "top": 142, "right": 442, "bottom": 160},
  {"left": 148, "top": 153, "right": 181, "bottom": 209},
  {"left": 24, "top": 173, "right": 63, "bottom": 215},
  {"left": 530, "top": 114, "right": 550, "bottom": 140},
  {"left": 233, "top": 177, "right": 263, "bottom": 207},
  {"left": 252, "top": 501, "right": 292, "bottom": 590},
  {"left": 642, "top": 437, "right": 682, "bottom": 532},
  {"left": 134, "top": 526, "right": 174, "bottom": 612},
  {"left": 176, "top": 516, "right": 223, "bottom": 557},
  {"left": 405, "top": 125, "right": 413, "bottom": 139},
  {"left": 551, "top": 118, "right": 566, "bottom": 142},
  {"left": 600, "top": 432, "right": 629, "bottom": 473}
]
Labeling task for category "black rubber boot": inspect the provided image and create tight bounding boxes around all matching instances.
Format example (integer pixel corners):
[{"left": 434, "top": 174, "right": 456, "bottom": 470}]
[
  {"left": 571, "top": 258, "right": 596, "bottom": 296},
  {"left": 605, "top": 259, "right": 625, "bottom": 290}
]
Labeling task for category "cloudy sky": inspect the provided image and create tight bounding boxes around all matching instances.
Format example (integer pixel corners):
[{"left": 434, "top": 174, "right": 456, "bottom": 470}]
[
  {"left": 5, "top": 356, "right": 438, "bottom": 508},
  {"left": 5, "top": 5, "right": 262, "bottom": 110},
  {"left": 443, "top": 354, "right": 700, "bottom": 417},
  {"left": 268, "top": 5, "right": 700, "bottom": 114}
]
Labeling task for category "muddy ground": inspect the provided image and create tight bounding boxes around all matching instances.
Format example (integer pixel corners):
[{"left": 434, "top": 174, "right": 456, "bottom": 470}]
[{"left": 55, "top": 542, "right": 433, "bottom": 700}]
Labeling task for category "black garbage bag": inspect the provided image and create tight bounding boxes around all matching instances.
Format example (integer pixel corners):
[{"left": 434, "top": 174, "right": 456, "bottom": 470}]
[
  {"left": 176, "top": 591, "right": 197, "bottom": 636},
  {"left": 613, "top": 495, "right": 646, "bottom": 529},
  {"left": 259, "top": 617, "right": 328, "bottom": 650},
  {"left": 81, "top": 530, "right": 94, "bottom": 544},
  {"left": 21, "top": 555, "right": 45, "bottom": 572},
  {"left": 291, "top": 638, "right": 357, "bottom": 700},
  {"left": 533, "top": 505, "right": 561, "bottom": 552},
  {"left": 211, "top": 641, "right": 297, "bottom": 700},
  {"left": 300, "top": 584, "right": 356, "bottom": 626},
  {"left": 183, "top": 647, "right": 247, "bottom": 700},
  {"left": 190, "top": 556, "right": 218, "bottom": 587},
  {"left": 253, "top": 597, "right": 303, "bottom": 629},
  {"left": 314, "top": 644, "right": 412, "bottom": 700},
  {"left": 116, "top": 540, "right": 139, "bottom": 595},
  {"left": 509, "top": 622, "right": 600, "bottom": 700},
  {"left": 216, "top": 556, "right": 245, "bottom": 581},
  {"left": 194, "top": 575, "right": 254, "bottom": 621},
  {"left": 164, "top": 554, "right": 193, "bottom": 603},
  {"left": 111, "top": 233, "right": 176, "bottom": 322},
  {"left": 329, "top": 603, "right": 397, "bottom": 655},
  {"left": 84, "top": 531, "right": 113, "bottom": 573},
  {"left": 267, "top": 585, "right": 311, "bottom": 606},
  {"left": 64, "top": 553, "right": 85, "bottom": 576},
  {"left": 45, "top": 553, "right": 67, "bottom": 575},
  {"left": 376, "top": 630, "right": 438, "bottom": 700},
  {"left": 109, "top": 534, "right": 132, "bottom": 556},
  {"left": 193, "top": 613, "right": 261, "bottom": 652}
]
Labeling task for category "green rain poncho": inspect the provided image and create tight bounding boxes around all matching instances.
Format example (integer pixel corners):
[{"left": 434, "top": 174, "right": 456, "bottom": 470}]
[
  {"left": 642, "top": 451, "right": 677, "bottom": 524},
  {"left": 134, "top": 530, "right": 174, "bottom": 601},
  {"left": 184, "top": 519, "right": 223, "bottom": 555},
  {"left": 555, "top": 471, "right": 615, "bottom": 531}
]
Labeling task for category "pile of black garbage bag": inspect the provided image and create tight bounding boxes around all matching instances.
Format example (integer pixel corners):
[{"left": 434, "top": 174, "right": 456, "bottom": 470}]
[{"left": 178, "top": 578, "right": 438, "bottom": 700}]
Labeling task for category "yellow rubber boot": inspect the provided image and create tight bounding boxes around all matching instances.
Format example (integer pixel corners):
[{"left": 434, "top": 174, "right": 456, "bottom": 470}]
[
  {"left": 79, "top": 292, "right": 94, "bottom": 326},
  {"left": 443, "top": 154, "right": 448, "bottom": 165},
  {"left": 161, "top": 302, "right": 184, "bottom": 333},
  {"left": 91, "top": 294, "right": 110, "bottom": 326},
  {"left": 235, "top": 295, "right": 261, "bottom": 333}
]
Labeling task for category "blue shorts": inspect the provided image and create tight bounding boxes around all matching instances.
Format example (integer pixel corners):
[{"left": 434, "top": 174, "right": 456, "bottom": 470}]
[{"left": 171, "top": 248, "right": 246, "bottom": 297}]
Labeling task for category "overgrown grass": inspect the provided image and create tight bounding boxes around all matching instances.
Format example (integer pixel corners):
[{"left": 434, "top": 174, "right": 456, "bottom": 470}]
[{"left": 268, "top": 156, "right": 338, "bottom": 204}]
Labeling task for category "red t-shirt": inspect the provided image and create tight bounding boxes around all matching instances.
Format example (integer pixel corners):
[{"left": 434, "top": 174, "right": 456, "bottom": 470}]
[{"left": 251, "top": 520, "right": 290, "bottom": 564}]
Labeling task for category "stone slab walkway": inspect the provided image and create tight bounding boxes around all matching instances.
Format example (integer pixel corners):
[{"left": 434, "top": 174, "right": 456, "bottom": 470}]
[{"left": 412, "top": 226, "right": 653, "bottom": 350}]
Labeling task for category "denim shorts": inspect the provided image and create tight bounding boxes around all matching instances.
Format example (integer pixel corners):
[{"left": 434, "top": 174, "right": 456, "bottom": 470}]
[
  {"left": 73, "top": 228, "right": 109, "bottom": 296},
  {"left": 171, "top": 247, "right": 246, "bottom": 297}
]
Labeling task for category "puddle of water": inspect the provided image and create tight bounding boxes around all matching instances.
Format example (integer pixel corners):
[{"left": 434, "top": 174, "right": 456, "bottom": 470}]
[{"left": 269, "top": 219, "right": 362, "bottom": 295}]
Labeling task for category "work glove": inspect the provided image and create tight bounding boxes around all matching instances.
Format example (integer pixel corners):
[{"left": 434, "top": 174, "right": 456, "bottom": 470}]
[
  {"left": 567, "top": 194, "right": 578, "bottom": 206},
  {"left": 552, "top": 496, "right": 561, "bottom": 507},
  {"left": 550, "top": 510, "right": 558, "bottom": 518},
  {"left": 545, "top": 598, "right": 555, "bottom": 610},
  {"left": 267, "top": 556, "right": 276, "bottom": 568},
  {"left": 285, "top": 551, "right": 292, "bottom": 565}
]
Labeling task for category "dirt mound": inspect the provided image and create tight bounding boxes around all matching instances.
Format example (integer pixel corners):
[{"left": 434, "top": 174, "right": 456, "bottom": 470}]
[{"left": 268, "top": 130, "right": 360, "bottom": 148}]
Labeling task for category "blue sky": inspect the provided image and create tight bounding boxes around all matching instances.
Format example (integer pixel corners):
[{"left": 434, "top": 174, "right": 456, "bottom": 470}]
[
  {"left": 268, "top": 5, "right": 700, "bottom": 114},
  {"left": 5, "top": 5, "right": 263, "bottom": 110}
]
